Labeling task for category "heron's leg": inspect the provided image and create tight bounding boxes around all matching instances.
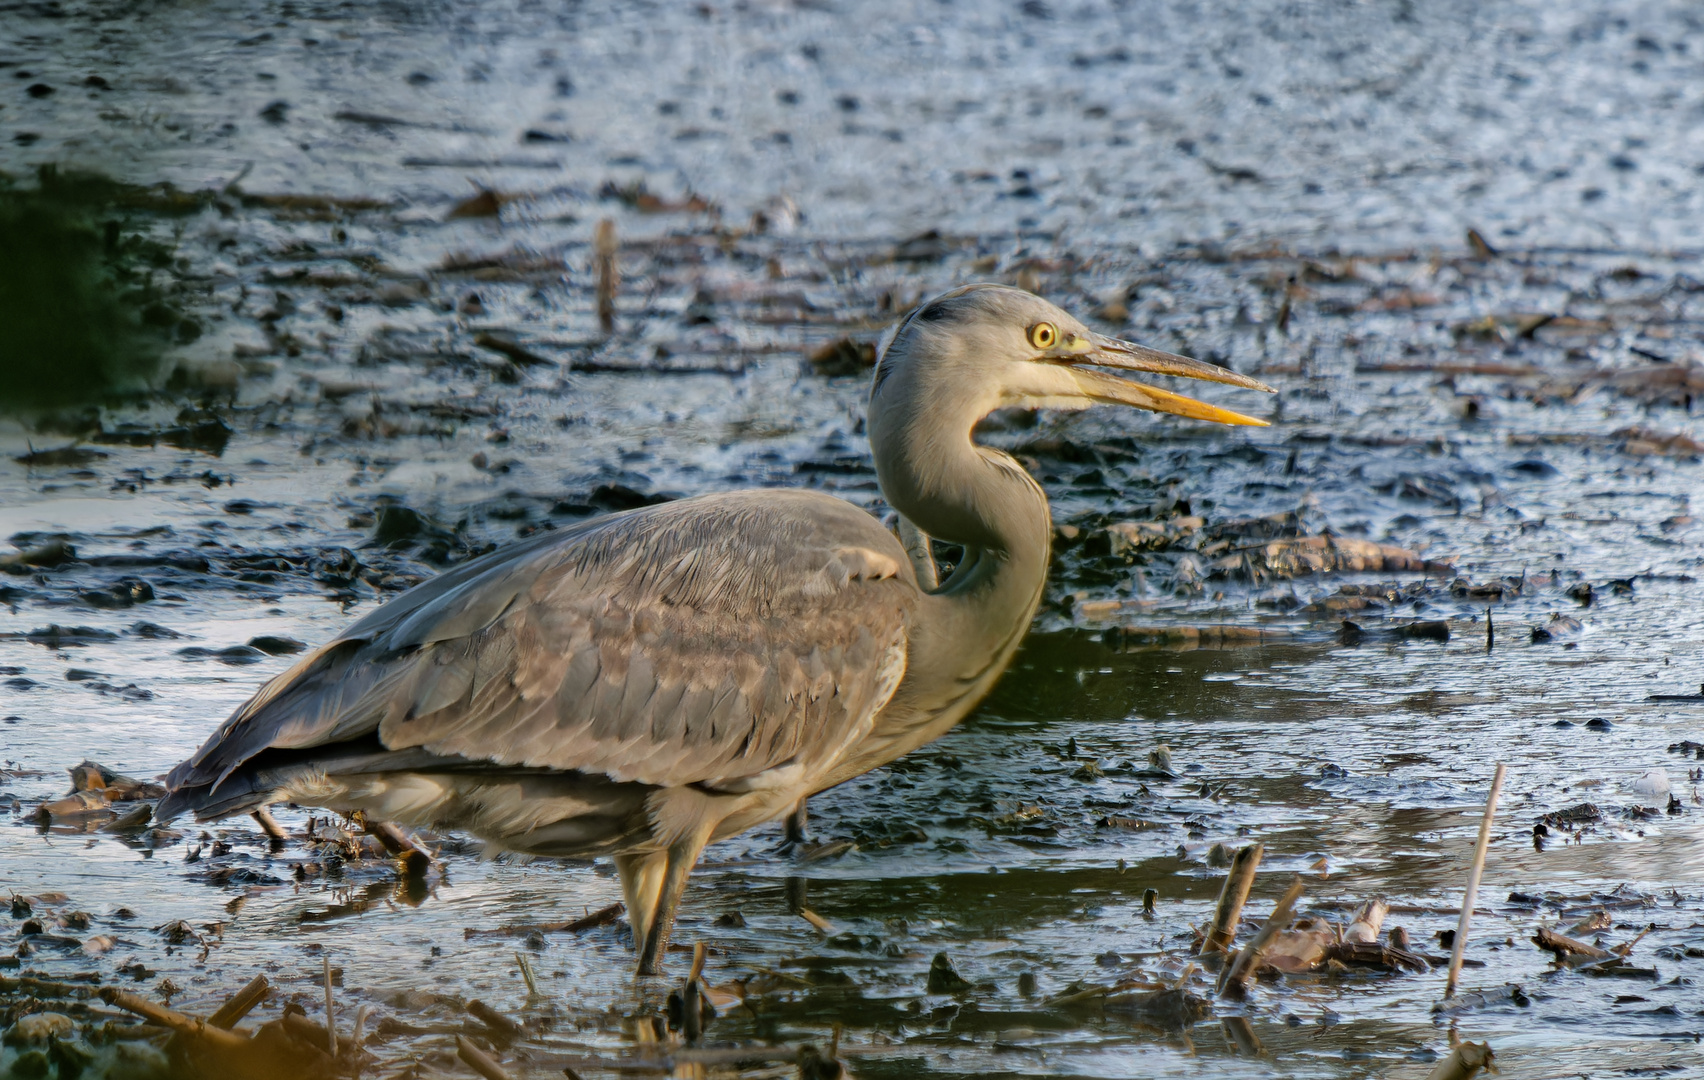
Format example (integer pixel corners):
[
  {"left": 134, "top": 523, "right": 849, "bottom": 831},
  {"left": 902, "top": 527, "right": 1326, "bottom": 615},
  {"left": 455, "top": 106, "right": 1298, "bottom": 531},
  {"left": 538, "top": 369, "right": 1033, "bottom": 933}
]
[
  {"left": 614, "top": 851, "right": 668, "bottom": 959},
  {"left": 635, "top": 825, "right": 715, "bottom": 976},
  {"left": 782, "top": 798, "right": 808, "bottom": 845}
]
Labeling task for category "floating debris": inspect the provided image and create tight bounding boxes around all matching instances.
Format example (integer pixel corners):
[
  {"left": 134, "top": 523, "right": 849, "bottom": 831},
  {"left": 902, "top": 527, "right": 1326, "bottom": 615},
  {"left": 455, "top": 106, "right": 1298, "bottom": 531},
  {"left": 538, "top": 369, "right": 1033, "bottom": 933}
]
[
  {"left": 808, "top": 337, "right": 877, "bottom": 377},
  {"left": 926, "top": 953, "right": 974, "bottom": 994}
]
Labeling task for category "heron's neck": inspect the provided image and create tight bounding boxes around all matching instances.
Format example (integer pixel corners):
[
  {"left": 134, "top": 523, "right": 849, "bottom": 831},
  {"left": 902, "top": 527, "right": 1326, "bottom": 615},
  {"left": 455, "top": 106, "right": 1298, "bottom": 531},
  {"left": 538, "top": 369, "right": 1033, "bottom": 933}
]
[{"left": 878, "top": 420, "right": 1052, "bottom": 715}]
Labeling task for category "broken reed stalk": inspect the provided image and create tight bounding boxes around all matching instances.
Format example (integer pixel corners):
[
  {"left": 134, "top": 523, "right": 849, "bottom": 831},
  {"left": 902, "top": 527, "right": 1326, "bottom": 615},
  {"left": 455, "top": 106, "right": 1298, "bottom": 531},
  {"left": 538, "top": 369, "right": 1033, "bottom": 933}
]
[
  {"left": 1216, "top": 875, "right": 1306, "bottom": 997},
  {"left": 97, "top": 987, "right": 250, "bottom": 1052},
  {"left": 1617, "top": 923, "right": 1655, "bottom": 955},
  {"left": 468, "top": 999, "right": 523, "bottom": 1041},
  {"left": 515, "top": 951, "right": 539, "bottom": 996},
  {"left": 322, "top": 955, "right": 337, "bottom": 1058},
  {"left": 351, "top": 1004, "right": 369, "bottom": 1049},
  {"left": 799, "top": 908, "right": 835, "bottom": 934},
  {"left": 1444, "top": 762, "right": 1506, "bottom": 1001},
  {"left": 683, "top": 942, "right": 709, "bottom": 1043},
  {"left": 1201, "top": 842, "right": 1263, "bottom": 955},
  {"left": 207, "top": 974, "right": 270, "bottom": 1029},
  {"left": 456, "top": 1034, "right": 513, "bottom": 1080},
  {"left": 595, "top": 219, "right": 618, "bottom": 334}
]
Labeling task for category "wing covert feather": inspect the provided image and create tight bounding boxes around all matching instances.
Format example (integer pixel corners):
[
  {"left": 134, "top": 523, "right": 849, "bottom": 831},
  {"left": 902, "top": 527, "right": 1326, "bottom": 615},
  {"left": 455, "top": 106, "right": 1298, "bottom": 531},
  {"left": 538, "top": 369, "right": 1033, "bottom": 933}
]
[{"left": 169, "top": 491, "right": 916, "bottom": 795}]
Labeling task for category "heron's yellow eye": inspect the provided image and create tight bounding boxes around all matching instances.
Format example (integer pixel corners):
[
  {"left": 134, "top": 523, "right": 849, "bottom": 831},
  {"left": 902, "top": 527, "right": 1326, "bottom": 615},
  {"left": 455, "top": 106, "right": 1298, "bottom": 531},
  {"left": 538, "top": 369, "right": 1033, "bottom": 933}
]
[{"left": 1028, "top": 322, "right": 1058, "bottom": 349}]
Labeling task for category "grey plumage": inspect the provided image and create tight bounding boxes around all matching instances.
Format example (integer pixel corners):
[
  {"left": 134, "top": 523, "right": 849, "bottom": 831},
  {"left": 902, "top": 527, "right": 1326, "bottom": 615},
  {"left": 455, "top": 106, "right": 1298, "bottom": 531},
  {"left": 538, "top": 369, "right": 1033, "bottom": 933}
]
[
  {"left": 163, "top": 490, "right": 913, "bottom": 835},
  {"left": 160, "top": 284, "right": 1271, "bottom": 975}
]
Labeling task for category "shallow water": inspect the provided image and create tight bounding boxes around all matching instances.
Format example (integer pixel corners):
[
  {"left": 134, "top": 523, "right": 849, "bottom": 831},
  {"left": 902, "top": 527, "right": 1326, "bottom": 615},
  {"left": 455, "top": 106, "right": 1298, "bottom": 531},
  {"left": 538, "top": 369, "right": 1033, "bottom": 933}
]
[{"left": 5, "top": 1, "right": 1704, "bottom": 1077}]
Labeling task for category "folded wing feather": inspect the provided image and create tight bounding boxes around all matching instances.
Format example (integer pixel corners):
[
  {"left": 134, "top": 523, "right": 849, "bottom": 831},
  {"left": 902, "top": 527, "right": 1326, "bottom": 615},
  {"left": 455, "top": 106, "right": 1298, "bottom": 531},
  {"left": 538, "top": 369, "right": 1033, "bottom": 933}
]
[{"left": 165, "top": 490, "right": 916, "bottom": 802}]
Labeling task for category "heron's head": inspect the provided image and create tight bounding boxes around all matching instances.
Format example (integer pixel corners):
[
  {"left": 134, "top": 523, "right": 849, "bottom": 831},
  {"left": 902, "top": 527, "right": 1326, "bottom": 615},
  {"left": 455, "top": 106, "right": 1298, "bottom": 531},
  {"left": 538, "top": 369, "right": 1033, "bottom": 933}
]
[{"left": 869, "top": 283, "right": 1272, "bottom": 434}]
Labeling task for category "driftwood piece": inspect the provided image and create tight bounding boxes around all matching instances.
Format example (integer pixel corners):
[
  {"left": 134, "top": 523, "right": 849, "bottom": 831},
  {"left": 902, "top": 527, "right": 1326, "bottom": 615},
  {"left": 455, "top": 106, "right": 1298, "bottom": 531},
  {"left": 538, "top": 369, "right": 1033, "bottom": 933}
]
[
  {"left": 1343, "top": 898, "right": 1388, "bottom": 943},
  {"left": 1045, "top": 981, "right": 1135, "bottom": 1008},
  {"left": 1211, "top": 533, "right": 1454, "bottom": 580},
  {"left": 557, "top": 1042, "right": 866, "bottom": 1077},
  {"left": 1564, "top": 909, "right": 1611, "bottom": 936},
  {"left": 208, "top": 974, "right": 270, "bottom": 1029},
  {"left": 277, "top": 1012, "right": 332, "bottom": 1050},
  {"left": 474, "top": 332, "right": 553, "bottom": 368},
  {"left": 68, "top": 761, "right": 165, "bottom": 800},
  {"left": 101, "top": 803, "right": 153, "bottom": 832},
  {"left": 554, "top": 902, "right": 624, "bottom": 933},
  {"left": 1424, "top": 1040, "right": 1496, "bottom": 1080},
  {"left": 1217, "top": 875, "right": 1305, "bottom": 997},
  {"left": 1576, "top": 958, "right": 1658, "bottom": 979},
  {"left": 1532, "top": 925, "right": 1611, "bottom": 961},
  {"left": 1432, "top": 984, "right": 1529, "bottom": 1014},
  {"left": 40, "top": 790, "right": 114, "bottom": 820},
  {"left": 0, "top": 975, "right": 97, "bottom": 999},
  {"left": 1102, "top": 986, "right": 1211, "bottom": 1028},
  {"left": 225, "top": 1014, "right": 337, "bottom": 1080},
  {"left": 0, "top": 539, "right": 77, "bottom": 570},
  {"left": 1260, "top": 917, "right": 1336, "bottom": 973},
  {"left": 1201, "top": 842, "right": 1263, "bottom": 955},
  {"left": 465, "top": 901, "right": 625, "bottom": 938},
  {"left": 1321, "top": 940, "right": 1431, "bottom": 973}
]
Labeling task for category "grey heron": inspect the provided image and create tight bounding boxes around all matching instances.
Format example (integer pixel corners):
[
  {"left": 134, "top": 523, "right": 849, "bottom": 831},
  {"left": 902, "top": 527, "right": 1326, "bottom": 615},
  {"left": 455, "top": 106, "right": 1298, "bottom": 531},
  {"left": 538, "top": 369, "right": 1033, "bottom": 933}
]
[{"left": 159, "top": 284, "right": 1271, "bottom": 974}]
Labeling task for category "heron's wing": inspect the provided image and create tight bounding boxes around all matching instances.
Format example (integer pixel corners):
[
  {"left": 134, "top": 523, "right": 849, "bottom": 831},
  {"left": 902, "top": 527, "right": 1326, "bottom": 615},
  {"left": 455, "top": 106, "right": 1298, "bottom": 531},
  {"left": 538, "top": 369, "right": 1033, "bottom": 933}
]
[{"left": 166, "top": 490, "right": 916, "bottom": 796}]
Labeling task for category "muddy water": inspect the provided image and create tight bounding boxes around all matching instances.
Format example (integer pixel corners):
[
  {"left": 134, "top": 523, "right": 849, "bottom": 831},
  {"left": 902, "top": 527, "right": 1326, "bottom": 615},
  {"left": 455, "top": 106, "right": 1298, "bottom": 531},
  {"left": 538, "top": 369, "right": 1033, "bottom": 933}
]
[{"left": 5, "top": 1, "right": 1704, "bottom": 1077}]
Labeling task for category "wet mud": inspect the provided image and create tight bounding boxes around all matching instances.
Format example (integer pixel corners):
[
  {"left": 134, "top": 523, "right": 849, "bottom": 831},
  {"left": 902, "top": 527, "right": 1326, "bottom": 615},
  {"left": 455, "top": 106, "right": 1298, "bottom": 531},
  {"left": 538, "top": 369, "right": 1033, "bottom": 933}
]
[{"left": 5, "top": 1, "right": 1704, "bottom": 1078}]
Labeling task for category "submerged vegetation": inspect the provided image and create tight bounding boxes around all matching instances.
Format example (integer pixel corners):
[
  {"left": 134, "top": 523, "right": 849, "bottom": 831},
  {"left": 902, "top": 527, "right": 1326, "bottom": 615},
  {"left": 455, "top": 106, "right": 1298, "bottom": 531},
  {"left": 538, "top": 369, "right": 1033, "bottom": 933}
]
[{"left": 0, "top": 168, "right": 199, "bottom": 411}]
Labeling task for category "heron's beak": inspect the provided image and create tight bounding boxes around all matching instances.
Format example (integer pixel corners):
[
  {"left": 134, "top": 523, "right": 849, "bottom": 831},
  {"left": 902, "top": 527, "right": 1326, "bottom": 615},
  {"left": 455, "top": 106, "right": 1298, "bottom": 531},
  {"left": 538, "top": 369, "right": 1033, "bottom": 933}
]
[{"left": 1060, "top": 332, "right": 1275, "bottom": 426}]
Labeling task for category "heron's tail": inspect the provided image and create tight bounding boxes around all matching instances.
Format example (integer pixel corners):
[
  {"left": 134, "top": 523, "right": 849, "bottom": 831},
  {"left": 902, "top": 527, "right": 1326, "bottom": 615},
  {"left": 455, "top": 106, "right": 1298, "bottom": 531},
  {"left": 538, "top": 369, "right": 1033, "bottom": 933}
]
[
  {"left": 155, "top": 738, "right": 466, "bottom": 824},
  {"left": 155, "top": 770, "right": 289, "bottom": 824}
]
